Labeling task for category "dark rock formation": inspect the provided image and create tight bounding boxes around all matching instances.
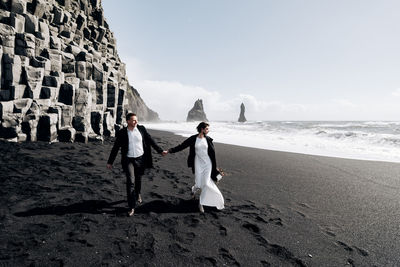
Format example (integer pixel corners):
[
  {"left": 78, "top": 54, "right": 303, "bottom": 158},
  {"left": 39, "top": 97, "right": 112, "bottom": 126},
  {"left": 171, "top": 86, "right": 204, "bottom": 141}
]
[
  {"left": 238, "top": 102, "right": 246, "bottom": 122},
  {"left": 187, "top": 99, "right": 208, "bottom": 122},
  {"left": 125, "top": 86, "right": 159, "bottom": 122},
  {"left": 0, "top": 0, "right": 159, "bottom": 143}
]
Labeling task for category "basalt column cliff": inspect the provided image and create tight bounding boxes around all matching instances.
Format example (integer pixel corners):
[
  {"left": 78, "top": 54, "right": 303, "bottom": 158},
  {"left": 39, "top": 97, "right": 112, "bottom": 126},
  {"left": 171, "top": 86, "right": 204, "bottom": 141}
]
[{"left": 0, "top": 0, "right": 158, "bottom": 143}]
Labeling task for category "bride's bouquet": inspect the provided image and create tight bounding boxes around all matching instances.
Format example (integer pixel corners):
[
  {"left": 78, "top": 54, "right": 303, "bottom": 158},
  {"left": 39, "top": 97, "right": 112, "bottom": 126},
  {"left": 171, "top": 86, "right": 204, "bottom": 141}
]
[{"left": 215, "top": 168, "right": 225, "bottom": 184}]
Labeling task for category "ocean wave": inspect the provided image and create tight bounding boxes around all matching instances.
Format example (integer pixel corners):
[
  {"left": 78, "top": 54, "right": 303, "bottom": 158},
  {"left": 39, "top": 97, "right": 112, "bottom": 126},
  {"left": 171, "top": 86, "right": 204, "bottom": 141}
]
[
  {"left": 363, "top": 121, "right": 400, "bottom": 126},
  {"left": 145, "top": 121, "right": 400, "bottom": 163},
  {"left": 325, "top": 131, "right": 358, "bottom": 139},
  {"left": 380, "top": 137, "right": 400, "bottom": 147}
]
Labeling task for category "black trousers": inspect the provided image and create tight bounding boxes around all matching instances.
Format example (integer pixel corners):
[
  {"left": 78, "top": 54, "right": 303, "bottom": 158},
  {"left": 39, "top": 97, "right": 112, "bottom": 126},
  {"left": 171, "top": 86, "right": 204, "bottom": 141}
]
[{"left": 125, "top": 156, "right": 144, "bottom": 209}]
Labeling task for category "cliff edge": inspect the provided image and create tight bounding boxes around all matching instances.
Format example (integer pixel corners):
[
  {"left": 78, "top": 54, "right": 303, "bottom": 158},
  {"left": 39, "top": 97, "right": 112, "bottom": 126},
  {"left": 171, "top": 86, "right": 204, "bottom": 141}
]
[{"left": 0, "top": 0, "right": 158, "bottom": 143}]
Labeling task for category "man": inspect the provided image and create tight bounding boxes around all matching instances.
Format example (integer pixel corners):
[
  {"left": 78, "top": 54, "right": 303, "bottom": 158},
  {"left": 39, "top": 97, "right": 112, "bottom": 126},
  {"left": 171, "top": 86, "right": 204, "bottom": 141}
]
[{"left": 107, "top": 113, "right": 164, "bottom": 216}]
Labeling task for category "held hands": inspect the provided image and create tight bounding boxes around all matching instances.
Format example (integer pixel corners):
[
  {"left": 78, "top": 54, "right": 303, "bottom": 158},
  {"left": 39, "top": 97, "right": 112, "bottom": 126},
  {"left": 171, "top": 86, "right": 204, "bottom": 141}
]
[
  {"left": 217, "top": 168, "right": 225, "bottom": 176},
  {"left": 161, "top": 150, "right": 169, "bottom": 156}
]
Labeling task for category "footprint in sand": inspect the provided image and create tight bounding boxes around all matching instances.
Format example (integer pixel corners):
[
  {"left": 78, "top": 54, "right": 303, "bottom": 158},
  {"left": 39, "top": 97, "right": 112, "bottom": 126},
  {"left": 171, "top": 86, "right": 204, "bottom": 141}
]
[
  {"left": 210, "top": 220, "right": 227, "bottom": 236},
  {"left": 325, "top": 230, "right": 336, "bottom": 237},
  {"left": 195, "top": 256, "right": 217, "bottom": 266},
  {"left": 265, "top": 204, "right": 281, "bottom": 214},
  {"left": 295, "top": 210, "right": 307, "bottom": 218},
  {"left": 162, "top": 169, "right": 176, "bottom": 179},
  {"left": 236, "top": 204, "right": 259, "bottom": 212},
  {"left": 268, "top": 217, "right": 283, "bottom": 226},
  {"left": 242, "top": 222, "right": 261, "bottom": 234},
  {"left": 337, "top": 241, "right": 353, "bottom": 252},
  {"left": 169, "top": 242, "right": 190, "bottom": 253},
  {"left": 219, "top": 225, "right": 227, "bottom": 236},
  {"left": 183, "top": 215, "right": 200, "bottom": 227},
  {"left": 180, "top": 232, "right": 196, "bottom": 244},
  {"left": 255, "top": 215, "right": 269, "bottom": 223},
  {"left": 260, "top": 260, "right": 272, "bottom": 266},
  {"left": 296, "top": 202, "right": 313, "bottom": 209},
  {"left": 337, "top": 241, "right": 369, "bottom": 257},
  {"left": 219, "top": 248, "right": 240, "bottom": 266},
  {"left": 256, "top": 236, "right": 307, "bottom": 267},
  {"left": 347, "top": 258, "right": 356, "bottom": 267},
  {"left": 255, "top": 215, "right": 283, "bottom": 226},
  {"left": 239, "top": 219, "right": 307, "bottom": 266},
  {"left": 208, "top": 211, "right": 220, "bottom": 219},
  {"left": 354, "top": 246, "right": 369, "bottom": 256}
]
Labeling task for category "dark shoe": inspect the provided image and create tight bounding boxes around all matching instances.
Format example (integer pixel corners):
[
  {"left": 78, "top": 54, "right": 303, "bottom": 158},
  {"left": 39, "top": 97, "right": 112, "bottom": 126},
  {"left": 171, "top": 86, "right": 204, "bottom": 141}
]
[
  {"left": 137, "top": 194, "right": 143, "bottom": 204},
  {"left": 128, "top": 209, "right": 135, "bottom": 217}
]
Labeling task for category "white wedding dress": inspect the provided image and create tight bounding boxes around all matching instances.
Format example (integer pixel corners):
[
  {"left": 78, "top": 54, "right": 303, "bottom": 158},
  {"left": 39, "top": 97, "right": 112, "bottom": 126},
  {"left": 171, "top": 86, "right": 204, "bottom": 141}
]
[{"left": 193, "top": 137, "right": 224, "bottom": 210}]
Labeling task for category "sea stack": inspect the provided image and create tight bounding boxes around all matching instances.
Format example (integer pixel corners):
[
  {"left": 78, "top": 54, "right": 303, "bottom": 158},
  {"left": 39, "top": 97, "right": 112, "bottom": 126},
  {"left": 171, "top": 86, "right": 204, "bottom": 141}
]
[
  {"left": 187, "top": 99, "right": 208, "bottom": 122},
  {"left": 0, "top": 0, "right": 158, "bottom": 143},
  {"left": 238, "top": 103, "right": 247, "bottom": 122}
]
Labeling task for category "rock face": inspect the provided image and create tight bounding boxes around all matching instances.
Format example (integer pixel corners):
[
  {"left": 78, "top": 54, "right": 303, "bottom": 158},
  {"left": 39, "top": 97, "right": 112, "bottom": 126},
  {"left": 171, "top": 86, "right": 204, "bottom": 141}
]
[
  {"left": 187, "top": 99, "right": 208, "bottom": 122},
  {"left": 238, "top": 102, "right": 246, "bottom": 122},
  {"left": 0, "top": 0, "right": 159, "bottom": 143}
]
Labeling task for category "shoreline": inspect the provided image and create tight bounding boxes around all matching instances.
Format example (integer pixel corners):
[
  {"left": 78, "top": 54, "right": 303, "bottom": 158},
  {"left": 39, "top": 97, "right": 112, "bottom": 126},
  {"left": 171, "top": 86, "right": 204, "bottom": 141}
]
[
  {"left": 1, "top": 129, "right": 399, "bottom": 265},
  {"left": 148, "top": 126, "right": 400, "bottom": 165}
]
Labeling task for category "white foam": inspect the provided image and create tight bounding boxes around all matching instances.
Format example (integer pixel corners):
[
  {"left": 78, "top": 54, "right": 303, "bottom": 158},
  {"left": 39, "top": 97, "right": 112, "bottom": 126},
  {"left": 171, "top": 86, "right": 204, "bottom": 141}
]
[{"left": 144, "top": 121, "right": 400, "bottom": 163}]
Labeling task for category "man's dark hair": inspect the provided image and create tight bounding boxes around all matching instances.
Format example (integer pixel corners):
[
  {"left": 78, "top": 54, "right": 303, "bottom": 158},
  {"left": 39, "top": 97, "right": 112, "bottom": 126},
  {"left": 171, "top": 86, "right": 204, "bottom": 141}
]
[
  {"left": 196, "top": 122, "right": 209, "bottom": 133},
  {"left": 126, "top": 113, "right": 137, "bottom": 121}
]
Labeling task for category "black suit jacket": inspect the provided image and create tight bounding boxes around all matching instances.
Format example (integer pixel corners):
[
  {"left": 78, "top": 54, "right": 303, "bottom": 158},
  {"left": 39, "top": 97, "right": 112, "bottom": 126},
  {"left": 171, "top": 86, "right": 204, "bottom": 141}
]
[
  {"left": 169, "top": 134, "right": 220, "bottom": 181},
  {"left": 107, "top": 125, "right": 163, "bottom": 172}
]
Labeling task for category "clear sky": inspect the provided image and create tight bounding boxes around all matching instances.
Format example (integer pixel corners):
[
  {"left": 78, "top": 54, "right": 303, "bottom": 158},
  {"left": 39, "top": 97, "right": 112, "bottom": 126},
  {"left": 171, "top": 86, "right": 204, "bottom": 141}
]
[{"left": 102, "top": 0, "right": 400, "bottom": 121}]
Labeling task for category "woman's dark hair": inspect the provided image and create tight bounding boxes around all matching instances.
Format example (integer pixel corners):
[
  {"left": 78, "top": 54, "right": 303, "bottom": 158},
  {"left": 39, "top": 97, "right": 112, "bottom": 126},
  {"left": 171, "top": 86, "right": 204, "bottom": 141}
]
[{"left": 196, "top": 122, "right": 209, "bottom": 133}]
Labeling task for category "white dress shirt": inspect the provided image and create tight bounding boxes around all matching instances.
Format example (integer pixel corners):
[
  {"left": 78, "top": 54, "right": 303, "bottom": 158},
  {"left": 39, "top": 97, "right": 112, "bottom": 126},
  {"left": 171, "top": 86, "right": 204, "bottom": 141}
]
[{"left": 127, "top": 127, "right": 144, "bottom": 158}]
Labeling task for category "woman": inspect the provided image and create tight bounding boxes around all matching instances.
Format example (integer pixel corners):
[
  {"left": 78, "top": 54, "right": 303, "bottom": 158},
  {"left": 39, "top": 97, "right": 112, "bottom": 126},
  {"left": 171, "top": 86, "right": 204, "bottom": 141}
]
[{"left": 164, "top": 122, "right": 224, "bottom": 212}]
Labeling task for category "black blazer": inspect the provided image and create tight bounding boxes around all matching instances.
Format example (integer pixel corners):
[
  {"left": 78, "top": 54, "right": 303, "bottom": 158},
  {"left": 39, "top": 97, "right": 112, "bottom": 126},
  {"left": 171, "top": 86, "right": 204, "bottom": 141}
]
[
  {"left": 107, "top": 125, "right": 163, "bottom": 172},
  {"left": 169, "top": 134, "right": 220, "bottom": 181}
]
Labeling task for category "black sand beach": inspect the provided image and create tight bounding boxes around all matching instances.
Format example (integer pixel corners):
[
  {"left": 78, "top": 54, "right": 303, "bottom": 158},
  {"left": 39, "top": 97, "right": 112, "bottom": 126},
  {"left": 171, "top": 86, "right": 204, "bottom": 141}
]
[{"left": 1, "top": 129, "right": 400, "bottom": 266}]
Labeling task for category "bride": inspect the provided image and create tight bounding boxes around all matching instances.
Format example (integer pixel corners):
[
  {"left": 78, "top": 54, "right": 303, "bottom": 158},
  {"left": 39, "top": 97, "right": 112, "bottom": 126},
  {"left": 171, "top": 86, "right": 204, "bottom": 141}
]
[{"left": 163, "top": 122, "right": 224, "bottom": 212}]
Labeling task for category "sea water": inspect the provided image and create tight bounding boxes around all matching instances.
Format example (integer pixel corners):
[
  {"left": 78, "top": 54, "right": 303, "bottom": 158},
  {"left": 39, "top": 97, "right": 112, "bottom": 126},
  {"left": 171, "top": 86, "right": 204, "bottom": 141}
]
[{"left": 144, "top": 121, "right": 400, "bottom": 163}]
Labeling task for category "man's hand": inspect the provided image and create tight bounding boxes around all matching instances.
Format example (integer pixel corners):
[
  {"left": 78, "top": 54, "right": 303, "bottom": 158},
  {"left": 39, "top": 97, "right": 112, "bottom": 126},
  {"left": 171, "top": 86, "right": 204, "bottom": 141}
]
[
  {"left": 107, "top": 164, "right": 113, "bottom": 169},
  {"left": 162, "top": 150, "right": 169, "bottom": 156}
]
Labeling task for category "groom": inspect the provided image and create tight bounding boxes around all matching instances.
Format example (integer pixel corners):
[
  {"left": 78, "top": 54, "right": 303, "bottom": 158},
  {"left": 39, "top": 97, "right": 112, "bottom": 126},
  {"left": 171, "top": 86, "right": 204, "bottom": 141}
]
[{"left": 107, "top": 113, "right": 164, "bottom": 216}]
